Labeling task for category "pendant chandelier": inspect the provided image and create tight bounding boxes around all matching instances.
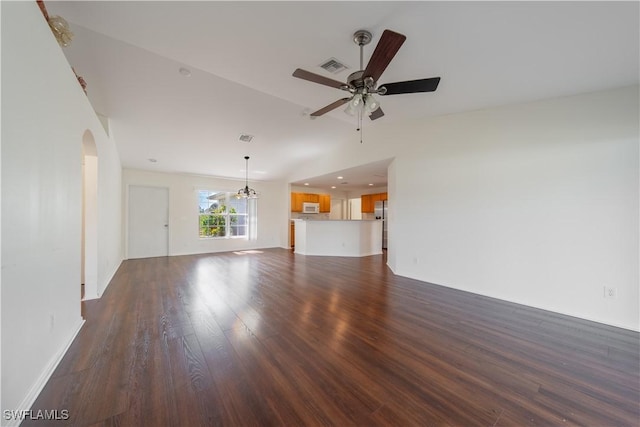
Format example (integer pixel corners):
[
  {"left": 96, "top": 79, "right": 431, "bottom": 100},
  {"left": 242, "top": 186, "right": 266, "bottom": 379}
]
[{"left": 237, "top": 156, "right": 258, "bottom": 199}]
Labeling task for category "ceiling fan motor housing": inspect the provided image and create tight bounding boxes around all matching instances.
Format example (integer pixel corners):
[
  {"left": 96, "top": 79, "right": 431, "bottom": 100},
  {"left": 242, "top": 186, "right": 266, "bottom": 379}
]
[
  {"left": 348, "top": 71, "right": 378, "bottom": 94},
  {"left": 348, "top": 70, "right": 365, "bottom": 89}
]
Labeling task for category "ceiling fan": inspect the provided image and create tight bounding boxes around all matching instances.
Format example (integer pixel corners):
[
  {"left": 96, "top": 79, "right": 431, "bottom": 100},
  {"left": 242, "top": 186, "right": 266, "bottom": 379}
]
[{"left": 293, "top": 29, "right": 441, "bottom": 121}]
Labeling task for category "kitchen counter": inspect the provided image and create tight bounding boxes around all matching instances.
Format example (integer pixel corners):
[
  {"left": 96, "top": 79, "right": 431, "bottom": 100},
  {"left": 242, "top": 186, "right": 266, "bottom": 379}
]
[{"left": 293, "top": 219, "right": 382, "bottom": 257}]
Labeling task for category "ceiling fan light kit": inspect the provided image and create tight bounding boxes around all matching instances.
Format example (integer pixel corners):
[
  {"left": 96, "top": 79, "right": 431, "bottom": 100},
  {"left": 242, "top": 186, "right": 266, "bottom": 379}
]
[
  {"left": 344, "top": 93, "right": 380, "bottom": 117},
  {"left": 292, "top": 28, "right": 441, "bottom": 129}
]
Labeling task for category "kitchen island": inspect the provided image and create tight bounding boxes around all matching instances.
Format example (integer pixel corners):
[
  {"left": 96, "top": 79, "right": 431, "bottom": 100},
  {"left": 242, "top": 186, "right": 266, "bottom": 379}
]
[{"left": 293, "top": 219, "right": 382, "bottom": 257}]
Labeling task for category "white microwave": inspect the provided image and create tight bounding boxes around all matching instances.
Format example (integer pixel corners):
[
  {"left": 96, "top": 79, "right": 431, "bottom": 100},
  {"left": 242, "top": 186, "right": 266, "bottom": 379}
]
[{"left": 302, "top": 202, "right": 320, "bottom": 214}]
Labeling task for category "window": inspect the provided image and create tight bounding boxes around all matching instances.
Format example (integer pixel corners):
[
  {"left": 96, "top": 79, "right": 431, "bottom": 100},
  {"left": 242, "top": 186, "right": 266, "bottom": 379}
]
[{"left": 198, "top": 190, "right": 256, "bottom": 239}]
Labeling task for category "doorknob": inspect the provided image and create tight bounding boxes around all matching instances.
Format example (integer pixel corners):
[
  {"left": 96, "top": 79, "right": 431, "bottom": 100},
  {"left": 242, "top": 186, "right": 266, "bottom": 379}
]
[{"left": 164, "top": 224, "right": 168, "bottom": 227}]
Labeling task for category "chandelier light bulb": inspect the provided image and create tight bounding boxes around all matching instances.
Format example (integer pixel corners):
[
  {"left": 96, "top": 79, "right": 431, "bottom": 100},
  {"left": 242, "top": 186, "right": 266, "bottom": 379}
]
[
  {"left": 352, "top": 94, "right": 363, "bottom": 107},
  {"left": 345, "top": 94, "right": 366, "bottom": 116},
  {"left": 364, "top": 94, "right": 380, "bottom": 116}
]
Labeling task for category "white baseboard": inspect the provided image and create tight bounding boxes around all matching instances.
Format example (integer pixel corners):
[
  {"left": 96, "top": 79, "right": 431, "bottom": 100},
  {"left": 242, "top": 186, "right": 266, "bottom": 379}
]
[
  {"left": 81, "top": 290, "right": 100, "bottom": 302},
  {"left": 5, "top": 318, "right": 85, "bottom": 427},
  {"left": 97, "top": 259, "right": 122, "bottom": 298}
]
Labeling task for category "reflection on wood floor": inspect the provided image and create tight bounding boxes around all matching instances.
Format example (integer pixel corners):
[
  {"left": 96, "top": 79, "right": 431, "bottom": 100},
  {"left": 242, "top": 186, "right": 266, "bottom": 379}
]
[{"left": 27, "top": 248, "right": 639, "bottom": 426}]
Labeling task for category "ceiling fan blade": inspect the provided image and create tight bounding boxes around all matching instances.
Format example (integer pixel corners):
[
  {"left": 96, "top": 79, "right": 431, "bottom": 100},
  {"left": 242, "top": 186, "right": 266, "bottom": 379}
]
[
  {"left": 363, "top": 30, "right": 406, "bottom": 83},
  {"left": 310, "top": 98, "right": 351, "bottom": 117},
  {"left": 378, "top": 77, "right": 441, "bottom": 95},
  {"left": 369, "top": 107, "right": 384, "bottom": 121},
  {"left": 293, "top": 69, "right": 345, "bottom": 89}
]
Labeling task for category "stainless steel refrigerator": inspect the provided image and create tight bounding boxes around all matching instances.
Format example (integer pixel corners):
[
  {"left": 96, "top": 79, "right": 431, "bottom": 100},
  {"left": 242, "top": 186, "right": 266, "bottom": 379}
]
[{"left": 374, "top": 200, "right": 388, "bottom": 249}]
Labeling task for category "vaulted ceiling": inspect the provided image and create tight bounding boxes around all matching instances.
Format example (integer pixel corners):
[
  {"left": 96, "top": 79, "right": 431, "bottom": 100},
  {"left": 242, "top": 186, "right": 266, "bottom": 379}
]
[{"left": 46, "top": 1, "right": 639, "bottom": 190}]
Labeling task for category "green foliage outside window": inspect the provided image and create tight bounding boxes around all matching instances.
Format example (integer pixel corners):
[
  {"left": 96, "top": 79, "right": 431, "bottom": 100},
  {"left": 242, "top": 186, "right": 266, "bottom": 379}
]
[
  {"left": 199, "top": 190, "right": 251, "bottom": 239},
  {"left": 199, "top": 204, "right": 238, "bottom": 237}
]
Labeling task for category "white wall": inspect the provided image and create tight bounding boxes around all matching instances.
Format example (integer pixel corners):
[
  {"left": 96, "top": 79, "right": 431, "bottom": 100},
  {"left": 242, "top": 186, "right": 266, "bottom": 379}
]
[
  {"left": 1, "top": 1, "right": 122, "bottom": 417},
  {"left": 290, "top": 185, "right": 349, "bottom": 198},
  {"left": 122, "top": 169, "right": 288, "bottom": 256},
  {"left": 96, "top": 121, "right": 123, "bottom": 298},
  {"left": 395, "top": 88, "right": 638, "bottom": 331},
  {"left": 386, "top": 159, "right": 397, "bottom": 270},
  {"left": 289, "top": 86, "right": 639, "bottom": 331},
  {"left": 347, "top": 186, "right": 388, "bottom": 199},
  {"left": 329, "top": 199, "right": 344, "bottom": 220},
  {"left": 83, "top": 154, "right": 98, "bottom": 299},
  {"left": 348, "top": 199, "right": 362, "bottom": 220}
]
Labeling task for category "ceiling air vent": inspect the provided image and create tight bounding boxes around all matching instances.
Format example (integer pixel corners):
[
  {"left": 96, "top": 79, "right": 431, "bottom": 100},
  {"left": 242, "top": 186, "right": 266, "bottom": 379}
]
[
  {"left": 238, "top": 134, "right": 253, "bottom": 143},
  {"left": 319, "top": 57, "right": 348, "bottom": 74}
]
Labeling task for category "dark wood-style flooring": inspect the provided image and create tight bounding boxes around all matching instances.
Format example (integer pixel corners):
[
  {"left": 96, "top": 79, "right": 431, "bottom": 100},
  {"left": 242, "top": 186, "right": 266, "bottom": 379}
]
[{"left": 28, "top": 249, "right": 639, "bottom": 426}]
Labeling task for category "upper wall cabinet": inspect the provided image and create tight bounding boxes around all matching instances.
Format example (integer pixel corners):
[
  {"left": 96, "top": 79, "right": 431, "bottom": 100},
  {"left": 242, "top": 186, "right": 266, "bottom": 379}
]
[
  {"left": 291, "top": 192, "right": 305, "bottom": 212},
  {"left": 319, "top": 194, "right": 331, "bottom": 213},
  {"left": 291, "top": 192, "right": 331, "bottom": 212},
  {"left": 361, "top": 192, "right": 388, "bottom": 213},
  {"left": 303, "top": 193, "right": 319, "bottom": 203}
]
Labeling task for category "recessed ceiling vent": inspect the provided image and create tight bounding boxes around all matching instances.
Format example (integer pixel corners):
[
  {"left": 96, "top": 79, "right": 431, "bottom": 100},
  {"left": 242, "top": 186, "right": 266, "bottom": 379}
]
[
  {"left": 238, "top": 134, "right": 254, "bottom": 143},
  {"left": 319, "top": 57, "right": 348, "bottom": 74}
]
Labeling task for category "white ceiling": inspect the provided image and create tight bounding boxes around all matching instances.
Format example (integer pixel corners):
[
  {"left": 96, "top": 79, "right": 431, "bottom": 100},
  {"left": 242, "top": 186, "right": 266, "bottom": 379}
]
[{"left": 45, "top": 1, "right": 639, "bottom": 191}]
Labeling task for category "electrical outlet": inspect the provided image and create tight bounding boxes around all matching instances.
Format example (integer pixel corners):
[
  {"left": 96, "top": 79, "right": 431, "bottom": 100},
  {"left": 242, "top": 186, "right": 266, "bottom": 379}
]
[{"left": 603, "top": 286, "right": 617, "bottom": 299}]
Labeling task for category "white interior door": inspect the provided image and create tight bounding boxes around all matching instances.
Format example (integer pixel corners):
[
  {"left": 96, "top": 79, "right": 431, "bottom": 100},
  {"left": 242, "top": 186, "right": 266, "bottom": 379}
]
[{"left": 128, "top": 185, "right": 169, "bottom": 259}]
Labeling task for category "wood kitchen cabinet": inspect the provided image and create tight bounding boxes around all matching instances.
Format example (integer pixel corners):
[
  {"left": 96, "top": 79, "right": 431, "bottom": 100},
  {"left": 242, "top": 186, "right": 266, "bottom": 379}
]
[
  {"left": 303, "top": 193, "right": 319, "bottom": 203},
  {"left": 291, "top": 192, "right": 305, "bottom": 212},
  {"left": 291, "top": 192, "right": 331, "bottom": 212},
  {"left": 361, "top": 194, "right": 373, "bottom": 213},
  {"left": 319, "top": 194, "right": 331, "bottom": 213},
  {"left": 361, "top": 192, "right": 388, "bottom": 213}
]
